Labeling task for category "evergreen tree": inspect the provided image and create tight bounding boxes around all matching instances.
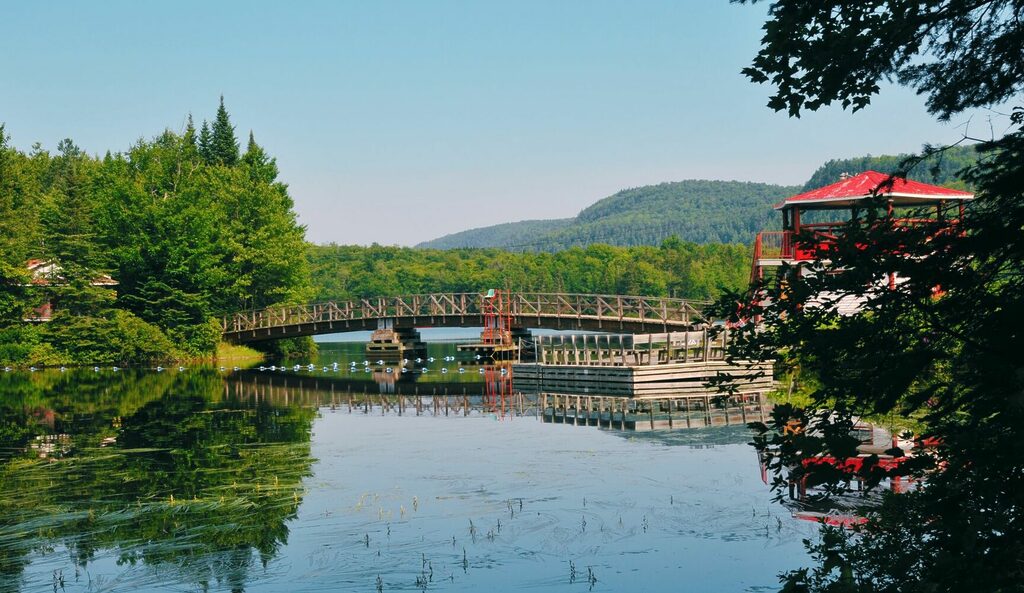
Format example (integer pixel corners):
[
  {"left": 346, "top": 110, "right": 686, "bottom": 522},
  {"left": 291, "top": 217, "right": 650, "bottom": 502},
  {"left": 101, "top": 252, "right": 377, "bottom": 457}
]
[
  {"left": 198, "top": 120, "right": 213, "bottom": 163},
  {"left": 241, "top": 131, "right": 279, "bottom": 184},
  {"left": 183, "top": 114, "right": 196, "bottom": 147},
  {"left": 0, "top": 125, "right": 35, "bottom": 323},
  {"left": 210, "top": 96, "right": 239, "bottom": 166}
]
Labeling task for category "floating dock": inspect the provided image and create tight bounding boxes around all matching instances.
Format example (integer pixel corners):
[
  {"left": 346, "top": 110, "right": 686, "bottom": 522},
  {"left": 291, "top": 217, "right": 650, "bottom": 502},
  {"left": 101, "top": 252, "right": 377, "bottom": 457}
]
[{"left": 513, "top": 329, "right": 773, "bottom": 398}]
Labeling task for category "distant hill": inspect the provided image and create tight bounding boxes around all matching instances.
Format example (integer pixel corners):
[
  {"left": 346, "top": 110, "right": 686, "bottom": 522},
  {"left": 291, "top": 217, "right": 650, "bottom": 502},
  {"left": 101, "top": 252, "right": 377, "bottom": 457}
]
[
  {"left": 417, "top": 146, "right": 979, "bottom": 251},
  {"left": 417, "top": 218, "right": 573, "bottom": 250},
  {"left": 802, "top": 145, "right": 978, "bottom": 191},
  {"left": 417, "top": 180, "right": 802, "bottom": 250}
]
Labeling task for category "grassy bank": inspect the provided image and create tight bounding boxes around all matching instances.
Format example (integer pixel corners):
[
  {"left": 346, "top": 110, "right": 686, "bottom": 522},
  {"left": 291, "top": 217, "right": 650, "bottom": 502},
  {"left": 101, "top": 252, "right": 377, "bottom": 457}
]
[{"left": 215, "top": 343, "right": 265, "bottom": 363}]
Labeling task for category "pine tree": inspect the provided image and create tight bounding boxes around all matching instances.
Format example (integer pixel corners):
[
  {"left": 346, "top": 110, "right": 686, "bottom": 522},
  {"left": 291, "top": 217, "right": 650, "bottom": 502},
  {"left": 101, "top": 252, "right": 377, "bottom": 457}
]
[
  {"left": 210, "top": 95, "right": 239, "bottom": 166},
  {"left": 183, "top": 114, "right": 197, "bottom": 148},
  {"left": 198, "top": 120, "right": 213, "bottom": 163},
  {"left": 181, "top": 114, "right": 199, "bottom": 161},
  {"left": 241, "top": 131, "right": 278, "bottom": 184}
]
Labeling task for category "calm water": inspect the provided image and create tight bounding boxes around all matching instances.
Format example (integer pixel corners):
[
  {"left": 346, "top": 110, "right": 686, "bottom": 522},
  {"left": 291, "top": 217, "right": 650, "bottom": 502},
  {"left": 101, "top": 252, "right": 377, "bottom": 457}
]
[{"left": 0, "top": 342, "right": 813, "bottom": 592}]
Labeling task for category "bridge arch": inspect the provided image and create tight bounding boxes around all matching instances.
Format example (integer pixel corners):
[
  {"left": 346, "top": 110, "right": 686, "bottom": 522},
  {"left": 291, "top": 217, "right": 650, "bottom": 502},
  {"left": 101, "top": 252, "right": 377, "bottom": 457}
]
[{"left": 221, "top": 292, "right": 709, "bottom": 344}]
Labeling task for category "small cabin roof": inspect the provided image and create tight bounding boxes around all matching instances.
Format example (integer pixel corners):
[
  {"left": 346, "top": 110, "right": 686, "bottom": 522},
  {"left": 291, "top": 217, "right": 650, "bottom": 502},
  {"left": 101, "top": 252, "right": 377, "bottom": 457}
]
[
  {"left": 776, "top": 170, "right": 973, "bottom": 210},
  {"left": 25, "top": 259, "right": 118, "bottom": 286}
]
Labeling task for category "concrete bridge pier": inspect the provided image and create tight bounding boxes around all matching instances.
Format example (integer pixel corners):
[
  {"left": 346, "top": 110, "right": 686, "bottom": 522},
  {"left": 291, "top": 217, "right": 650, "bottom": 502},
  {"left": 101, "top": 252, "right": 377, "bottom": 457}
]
[{"left": 365, "top": 318, "right": 425, "bottom": 362}]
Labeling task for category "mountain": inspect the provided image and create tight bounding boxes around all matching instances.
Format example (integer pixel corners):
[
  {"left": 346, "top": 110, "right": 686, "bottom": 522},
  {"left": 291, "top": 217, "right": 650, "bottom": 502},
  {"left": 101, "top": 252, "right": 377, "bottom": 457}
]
[
  {"left": 417, "top": 180, "right": 802, "bottom": 250},
  {"left": 417, "top": 146, "right": 979, "bottom": 251}
]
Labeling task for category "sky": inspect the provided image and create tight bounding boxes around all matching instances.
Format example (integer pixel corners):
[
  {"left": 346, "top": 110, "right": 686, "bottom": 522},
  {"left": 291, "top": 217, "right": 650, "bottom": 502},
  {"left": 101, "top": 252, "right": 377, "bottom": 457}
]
[{"left": 1, "top": 0, "right": 983, "bottom": 245}]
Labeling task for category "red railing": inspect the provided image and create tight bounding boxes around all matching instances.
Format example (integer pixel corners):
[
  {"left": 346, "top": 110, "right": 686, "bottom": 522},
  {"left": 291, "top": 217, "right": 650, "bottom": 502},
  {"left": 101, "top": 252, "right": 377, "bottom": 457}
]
[
  {"left": 754, "top": 218, "right": 963, "bottom": 265},
  {"left": 754, "top": 231, "right": 795, "bottom": 260}
]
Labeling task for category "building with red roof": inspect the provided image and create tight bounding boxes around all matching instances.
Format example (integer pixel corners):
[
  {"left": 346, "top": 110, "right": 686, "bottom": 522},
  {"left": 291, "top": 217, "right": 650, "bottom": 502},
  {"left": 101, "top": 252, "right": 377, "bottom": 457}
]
[{"left": 752, "top": 171, "right": 973, "bottom": 284}]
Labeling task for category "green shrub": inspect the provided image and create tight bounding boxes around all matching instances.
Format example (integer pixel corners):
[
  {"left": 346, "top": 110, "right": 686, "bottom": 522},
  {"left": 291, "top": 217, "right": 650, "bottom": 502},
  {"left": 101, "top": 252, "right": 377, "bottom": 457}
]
[{"left": 41, "top": 311, "right": 178, "bottom": 364}]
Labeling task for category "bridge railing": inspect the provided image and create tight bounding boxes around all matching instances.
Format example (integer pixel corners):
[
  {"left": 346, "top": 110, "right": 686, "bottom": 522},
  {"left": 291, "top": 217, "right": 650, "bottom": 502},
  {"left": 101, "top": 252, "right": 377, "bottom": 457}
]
[{"left": 222, "top": 292, "right": 709, "bottom": 334}]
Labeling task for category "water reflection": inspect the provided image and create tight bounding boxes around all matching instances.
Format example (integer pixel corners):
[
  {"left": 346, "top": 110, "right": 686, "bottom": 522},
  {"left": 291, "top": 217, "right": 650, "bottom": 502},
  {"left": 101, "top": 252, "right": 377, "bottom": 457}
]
[
  {"left": 0, "top": 357, "right": 810, "bottom": 592},
  {"left": 0, "top": 369, "right": 315, "bottom": 593}
]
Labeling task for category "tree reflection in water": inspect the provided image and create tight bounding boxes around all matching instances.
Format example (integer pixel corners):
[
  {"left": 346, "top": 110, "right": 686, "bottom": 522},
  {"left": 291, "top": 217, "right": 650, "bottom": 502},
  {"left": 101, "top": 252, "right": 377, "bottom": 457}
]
[{"left": 0, "top": 369, "right": 315, "bottom": 593}]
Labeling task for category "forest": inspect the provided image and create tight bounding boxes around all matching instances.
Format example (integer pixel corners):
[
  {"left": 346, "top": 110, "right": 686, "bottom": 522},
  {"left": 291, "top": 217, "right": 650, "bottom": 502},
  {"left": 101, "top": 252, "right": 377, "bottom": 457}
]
[
  {"left": 307, "top": 238, "right": 752, "bottom": 303},
  {"left": 0, "top": 99, "right": 311, "bottom": 365}
]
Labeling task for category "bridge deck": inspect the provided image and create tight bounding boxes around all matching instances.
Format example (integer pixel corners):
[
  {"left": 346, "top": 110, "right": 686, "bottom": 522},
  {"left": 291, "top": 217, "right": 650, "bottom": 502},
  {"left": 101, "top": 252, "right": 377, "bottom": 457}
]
[{"left": 222, "top": 292, "right": 709, "bottom": 343}]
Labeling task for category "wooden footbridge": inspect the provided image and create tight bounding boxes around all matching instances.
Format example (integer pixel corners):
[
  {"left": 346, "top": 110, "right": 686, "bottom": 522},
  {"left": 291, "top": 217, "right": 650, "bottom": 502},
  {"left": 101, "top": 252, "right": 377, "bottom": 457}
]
[{"left": 221, "top": 292, "right": 708, "bottom": 344}]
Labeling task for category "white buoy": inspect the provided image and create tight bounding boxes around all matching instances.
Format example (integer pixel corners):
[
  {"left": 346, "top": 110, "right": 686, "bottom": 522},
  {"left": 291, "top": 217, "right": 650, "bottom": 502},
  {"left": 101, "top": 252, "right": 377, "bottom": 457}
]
[
  {"left": 363, "top": 367, "right": 370, "bottom": 373},
  {"left": 415, "top": 357, "right": 422, "bottom": 363},
  {"left": 178, "top": 366, "right": 185, "bottom": 372},
  {"left": 259, "top": 366, "right": 266, "bottom": 371},
  {"left": 500, "top": 368, "right": 508, "bottom": 375},
  {"left": 386, "top": 367, "right": 393, "bottom": 373},
  {"left": 233, "top": 366, "right": 240, "bottom": 371},
  {"left": 401, "top": 367, "right": 408, "bottom": 373},
  {"left": 478, "top": 368, "right": 485, "bottom": 374},
  {"left": 93, "top": 367, "right": 99, "bottom": 372},
  {"left": 421, "top": 368, "right": 428, "bottom": 373},
  {"left": 459, "top": 368, "right": 465, "bottom": 374},
  {"left": 112, "top": 366, "right": 120, "bottom": 372},
  {"left": 156, "top": 366, "right": 164, "bottom": 372},
  {"left": 402, "top": 358, "right": 409, "bottom": 365},
  {"left": 441, "top": 368, "right": 448, "bottom": 374},
  {"left": 29, "top": 366, "right": 37, "bottom": 372},
  {"left": 59, "top": 366, "right": 66, "bottom": 372},
  {"left": 376, "top": 359, "right": 384, "bottom": 365},
  {"left": 219, "top": 366, "right": 226, "bottom": 371},
  {"left": 270, "top": 365, "right": 277, "bottom": 371},
  {"left": 475, "top": 355, "right": 482, "bottom": 360},
  {"left": 428, "top": 357, "right": 435, "bottom": 363}
]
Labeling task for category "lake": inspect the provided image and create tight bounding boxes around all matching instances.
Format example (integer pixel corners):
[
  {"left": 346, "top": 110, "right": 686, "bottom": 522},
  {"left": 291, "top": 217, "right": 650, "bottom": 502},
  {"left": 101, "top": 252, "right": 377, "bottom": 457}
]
[{"left": 0, "top": 341, "right": 813, "bottom": 592}]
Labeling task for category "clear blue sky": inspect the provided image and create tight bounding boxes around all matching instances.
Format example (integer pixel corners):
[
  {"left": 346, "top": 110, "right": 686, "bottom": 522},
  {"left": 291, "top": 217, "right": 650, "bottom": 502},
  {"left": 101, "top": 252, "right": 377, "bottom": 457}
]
[{"left": 2, "top": 0, "right": 975, "bottom": 245}]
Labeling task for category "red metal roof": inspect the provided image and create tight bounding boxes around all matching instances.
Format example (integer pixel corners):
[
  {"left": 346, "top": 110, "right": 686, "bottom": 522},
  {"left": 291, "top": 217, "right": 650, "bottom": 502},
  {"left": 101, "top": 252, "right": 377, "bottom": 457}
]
[{"left": 776, "top": 170, "right": 973, "bottom": 210}]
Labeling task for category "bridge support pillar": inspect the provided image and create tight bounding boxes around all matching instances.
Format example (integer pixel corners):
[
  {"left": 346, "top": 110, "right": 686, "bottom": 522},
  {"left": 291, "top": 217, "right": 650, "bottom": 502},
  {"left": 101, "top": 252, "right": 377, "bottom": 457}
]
[{"left": 366, "top": 319, "right": 425, "bottom": 362}]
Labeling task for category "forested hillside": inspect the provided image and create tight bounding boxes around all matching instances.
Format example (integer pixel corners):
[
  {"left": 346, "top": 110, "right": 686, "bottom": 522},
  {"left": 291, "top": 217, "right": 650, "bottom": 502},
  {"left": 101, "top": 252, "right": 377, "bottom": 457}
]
[
  {"left": 0, "top": 99, "right": 311, "bottom": 364},
  {"left": 419, "top": 147, "right": 979, "bottom": 251},
  {"left": 418, "top": 180, "right": 801, "bottom": 250},
  {"left": 414, "top": 218, "right": 573, "bottom": 250},
  {"left": 308, "top": 237, "right": 751, "bottom": 302},
  {"left": 802, "top": 144, "right": 977, "bottom": 190}
]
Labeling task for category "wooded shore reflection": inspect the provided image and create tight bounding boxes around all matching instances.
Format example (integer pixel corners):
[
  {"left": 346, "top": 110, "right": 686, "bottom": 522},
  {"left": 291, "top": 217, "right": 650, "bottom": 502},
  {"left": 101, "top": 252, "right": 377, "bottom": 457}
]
[{"left": 0, "top": 369, "right": 315, "bottom": 593}]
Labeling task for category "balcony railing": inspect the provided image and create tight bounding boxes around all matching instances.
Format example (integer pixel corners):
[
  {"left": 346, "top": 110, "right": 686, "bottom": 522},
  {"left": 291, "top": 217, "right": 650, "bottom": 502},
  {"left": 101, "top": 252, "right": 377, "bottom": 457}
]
[{"left": 754, "top": 218, "right": 963, "bottom": 264}]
